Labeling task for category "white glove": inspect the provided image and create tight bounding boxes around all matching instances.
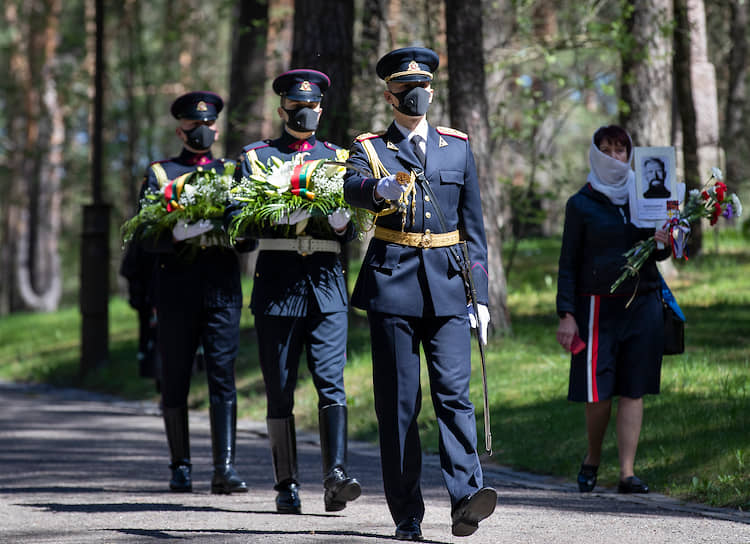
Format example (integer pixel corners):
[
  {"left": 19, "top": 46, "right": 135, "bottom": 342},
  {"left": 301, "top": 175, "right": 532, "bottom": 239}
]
[
  {"left": 376, "top": 174, "right": 408, "bottom": 201},
  {"left": 273, "top": 208, "right": 312, "bottom": 225},
  {"left": 467, "top": 303, "right": 491, "bottom": 345},
  {"left": 327, "top": 208, "right": 351, "bottom": 232},
  {"left": 173, "top": 219, "right": 214, "bottom": 241}
]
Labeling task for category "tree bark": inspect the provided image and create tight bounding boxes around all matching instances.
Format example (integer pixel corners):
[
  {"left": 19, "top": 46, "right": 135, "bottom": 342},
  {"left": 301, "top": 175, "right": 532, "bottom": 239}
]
[
  {"left": 226, "top": 0, "right": 269, "bottom": 159},
  {"left": 445, "top": 0, "right": 510, "bottom": 331},
  {"left": 674, "top": 0, "right": 702, "bottom": 253},
  {"left": 723, "top": 0, "right": 747, "bottom": 196},
  {"left": 291, "top": 0, "right": 353, "bottom": 147},
  {"left": 620, "top": 0, "right": 673, "bottom": 146},
  {"left": 5, "top": 0, "right": 63, "bottom": 312}
]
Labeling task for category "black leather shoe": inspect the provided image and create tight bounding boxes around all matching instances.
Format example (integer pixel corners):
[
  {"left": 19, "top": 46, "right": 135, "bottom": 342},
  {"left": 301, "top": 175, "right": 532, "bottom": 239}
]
[
  {"left": 169, "top": 463, "right": 192, "bottom": 492},
  {"left": 324, "top": 467, "right": 362, "bottom": 511},
  {"left": 451, "top": 487, "right": 497, "bottom": 537},
  {"left": 618, "top": 475, "right": 649, "bottom": 494},
  {"left": 211, "top": 464, "right": 248, "bottom": 494},
  {"left": 275, "top": 482, "right": 302, "bottom": 514},
  {"left": 577, "top": 462, "right": 598, "bottom": 492},
  {"left": 395, "top": 517, "right": 423, "bottom": 541}
]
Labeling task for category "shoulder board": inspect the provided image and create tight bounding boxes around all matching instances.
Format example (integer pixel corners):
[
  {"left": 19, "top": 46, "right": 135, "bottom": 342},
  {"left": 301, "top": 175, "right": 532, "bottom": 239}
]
[
  {"left": 323, "top": 141, "right": 342, "bottom": 150},
  {"left": 148, "top": 158, "right": 173, "bottom": 167},
  {"left": 436, "top": 126, "right": 468, "bottom": 140},
  {"left": 244, "top": 140, "right": 271, "bottom": 151},
  {"left": 355, "top": 132, "right": 384, "bottom": 142}
]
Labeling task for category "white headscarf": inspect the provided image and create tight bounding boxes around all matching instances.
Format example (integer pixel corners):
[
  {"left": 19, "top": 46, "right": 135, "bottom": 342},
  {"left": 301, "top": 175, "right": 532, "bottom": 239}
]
[{"left": 586, "top": 127, "right": 634, "bottom": 205}]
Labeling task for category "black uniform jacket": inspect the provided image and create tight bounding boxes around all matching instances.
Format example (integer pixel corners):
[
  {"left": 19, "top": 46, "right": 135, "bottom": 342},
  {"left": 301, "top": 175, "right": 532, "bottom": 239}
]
[
  {"left": 140, "top": 149, "right": 243, "bottom": 310},
  {"left": 556, "top": 183, "right": 671, "bottom": 317},
  {"left": 235, "top": 132, "right": 353, "bottom": 317}
]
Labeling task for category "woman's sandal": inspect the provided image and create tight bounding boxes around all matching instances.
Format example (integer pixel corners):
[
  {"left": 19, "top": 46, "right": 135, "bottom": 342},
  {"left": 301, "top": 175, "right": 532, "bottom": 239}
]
[{"left": 577, "top": 461, "right": 598, "bottom": 492}]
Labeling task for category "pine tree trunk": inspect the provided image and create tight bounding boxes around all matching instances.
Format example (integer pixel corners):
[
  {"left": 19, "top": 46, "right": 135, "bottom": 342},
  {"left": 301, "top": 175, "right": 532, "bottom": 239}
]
[
  {"left": 620, "top": 0, "right": 673, "bottom": 146},
  {"left": 4, "top": 0, "right": 63, "bottom": 312},
  {"left": 723, "top": 0, "right": 747, "bottom": 196},
  {"left": 445, "top": 0, "right": 510, "bottom": 331},
  {"left": 291, "top": 0, "right": 353, "bottom": 147},
  {"left": 226, "top": 0, "right": 269, "bottom": 159},
  {"left": 674, "top": 0, "right": 702, "bottom": 253}
]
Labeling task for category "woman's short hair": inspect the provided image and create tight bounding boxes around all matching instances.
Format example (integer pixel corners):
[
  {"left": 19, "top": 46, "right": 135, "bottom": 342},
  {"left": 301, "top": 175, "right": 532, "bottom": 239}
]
[{"left": 593, "top": 125, "right": 632, "bottom": 157}]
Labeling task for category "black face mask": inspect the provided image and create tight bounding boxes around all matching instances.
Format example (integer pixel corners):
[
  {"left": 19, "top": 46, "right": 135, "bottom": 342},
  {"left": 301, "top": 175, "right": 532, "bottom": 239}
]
[
  {"left": 283, "top": 106, "right": 319, "bottom": 132},
  {"left": 183, "top": 124, "right": 216, "bottom": 150},
  {"left": 390, "top": 86, "right": 431, "bottom": 117}
]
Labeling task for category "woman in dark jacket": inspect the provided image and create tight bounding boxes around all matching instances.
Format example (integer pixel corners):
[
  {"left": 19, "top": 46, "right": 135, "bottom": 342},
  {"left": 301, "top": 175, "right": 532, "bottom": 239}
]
[{"left": 556, "top": 125, "right": 670, "bottom": 494}]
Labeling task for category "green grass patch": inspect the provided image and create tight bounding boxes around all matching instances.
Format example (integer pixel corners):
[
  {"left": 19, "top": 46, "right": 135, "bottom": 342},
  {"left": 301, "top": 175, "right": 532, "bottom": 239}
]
[{"left": 0, "top": 231, "right": 748, "bottom": 509}]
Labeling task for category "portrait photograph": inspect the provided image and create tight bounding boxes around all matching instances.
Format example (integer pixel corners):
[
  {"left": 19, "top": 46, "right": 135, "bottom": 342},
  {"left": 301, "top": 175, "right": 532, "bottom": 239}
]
[{"left": 630, "top": 146, "right": 679, "bottom": 224}]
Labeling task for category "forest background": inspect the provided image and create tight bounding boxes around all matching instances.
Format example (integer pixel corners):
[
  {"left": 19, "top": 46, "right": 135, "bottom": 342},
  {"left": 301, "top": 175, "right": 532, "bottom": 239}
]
[
  {"left": 1, "top": 0, "right": 749, "bottom": 510},
  {"left": 2, "top": 0, "right": 749, "bottom": 320}
]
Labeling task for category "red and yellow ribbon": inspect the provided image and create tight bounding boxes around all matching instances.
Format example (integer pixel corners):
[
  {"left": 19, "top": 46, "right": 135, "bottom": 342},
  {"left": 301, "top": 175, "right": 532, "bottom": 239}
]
[{"left": 289, "top": 159, "right": 323, "bottom": 201}]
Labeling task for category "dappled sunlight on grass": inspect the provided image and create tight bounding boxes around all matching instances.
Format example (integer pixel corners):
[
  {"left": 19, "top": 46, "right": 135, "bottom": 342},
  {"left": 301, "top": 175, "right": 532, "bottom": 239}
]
[{"left": 0, "top": 230, "right": 748, "bottom": 508}]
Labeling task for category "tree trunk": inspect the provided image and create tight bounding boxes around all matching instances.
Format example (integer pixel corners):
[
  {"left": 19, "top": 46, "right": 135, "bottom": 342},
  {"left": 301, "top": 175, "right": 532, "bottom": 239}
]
[
  {"left": 674, "top": 0, "right": 702, "bottom": 253},
  {"left": 291, "top": 0, "right": 353, "bottom": 147},
  {"left": 225, "top": 0, "right": 269, "bottom": 159},
  {"left": 620, "top": 0, "right": 673, "bottom": 146},
  {"left": 723, "top": 0, "right": 746, "bottom": 196},
  {"left": 5, "top": 0, "right": 63, "bottom": 312},
  {"left": 445, "top": 0, "right": 510, "bottom": 332}
]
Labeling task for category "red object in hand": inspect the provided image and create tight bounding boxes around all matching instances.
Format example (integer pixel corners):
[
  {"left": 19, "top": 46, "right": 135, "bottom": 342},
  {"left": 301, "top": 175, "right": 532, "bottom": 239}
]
[{"left": 570, "top": 335, "right": 586, "bottom": 355}]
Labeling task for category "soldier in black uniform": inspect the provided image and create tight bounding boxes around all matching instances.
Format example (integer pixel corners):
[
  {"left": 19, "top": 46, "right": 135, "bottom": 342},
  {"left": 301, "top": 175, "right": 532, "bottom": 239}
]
[
  {"left": 140, "top": 91, "right": 250, "bottom": 495},
  {"left": 120, "top": 236, "right": 161, "bottom": 392},
  {"left": 234, "top": 70, "right": 361, "bottom": 514},
  {"left": 343, "top": 48, "right": 496, "bottom": 540}
]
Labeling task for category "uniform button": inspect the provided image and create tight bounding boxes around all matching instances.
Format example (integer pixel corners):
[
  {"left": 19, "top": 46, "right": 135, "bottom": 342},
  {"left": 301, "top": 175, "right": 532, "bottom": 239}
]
[
  {"left": 425, "top": 195, "right": 431, "bottom": 202},
  {"left": 255, "top": 273, "right": 260, "bottom": 278},
  {"left": 160, "top": 264, "right": 165, "bottom": 269},
  {"left": 425, "top": 212, "right": 432, "bottom": 219}
]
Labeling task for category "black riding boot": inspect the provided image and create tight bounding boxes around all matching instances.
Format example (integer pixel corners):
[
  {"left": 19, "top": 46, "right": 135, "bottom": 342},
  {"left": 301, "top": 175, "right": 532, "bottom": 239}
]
[
  {"left": 267, "top": 416, "right": 301, "bottom": 514},
  {"left": 210, "top": 401, "right": 248, "bottom": 494},
  {"left": 163, "top": 405, "right": 191, "bottom": 492},
  {"left": 319, "top": 404, "right": 361, "bottom": 511}
]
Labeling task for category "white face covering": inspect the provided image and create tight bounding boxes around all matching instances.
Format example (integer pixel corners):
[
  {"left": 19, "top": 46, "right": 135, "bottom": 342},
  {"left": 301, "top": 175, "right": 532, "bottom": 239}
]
[{"left": 586, "top": 129, "right": 634, "bottom": 205}]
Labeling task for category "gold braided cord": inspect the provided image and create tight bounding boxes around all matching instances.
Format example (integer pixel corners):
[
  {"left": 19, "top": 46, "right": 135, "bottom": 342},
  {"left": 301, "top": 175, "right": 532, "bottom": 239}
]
[
  {"left": 385, "top": 70, "right": 432, "bottom": 82},
  {"left": 150, "top": 163, "right": 169, "bottom": 188}
]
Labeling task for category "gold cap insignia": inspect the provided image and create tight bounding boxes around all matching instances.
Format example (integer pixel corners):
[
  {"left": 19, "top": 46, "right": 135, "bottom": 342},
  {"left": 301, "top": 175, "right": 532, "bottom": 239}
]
[
  {"left": 300, "top": 81, "right": 312, "bottom": 91},
  {"left": 196, "top": 101, "right": 208, "bottom": 112},
  {"left": 408, "top": 60, "right": 419, "bottom": 71}
]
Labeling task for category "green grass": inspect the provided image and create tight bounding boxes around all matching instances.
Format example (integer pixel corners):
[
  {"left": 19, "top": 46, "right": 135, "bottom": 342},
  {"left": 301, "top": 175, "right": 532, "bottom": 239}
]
[{"left": 0, "top": 230, "right": 748, "bottom": 509}]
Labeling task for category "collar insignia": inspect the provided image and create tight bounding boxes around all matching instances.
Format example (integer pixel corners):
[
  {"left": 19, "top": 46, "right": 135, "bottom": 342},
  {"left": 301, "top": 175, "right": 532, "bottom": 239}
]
[
  {"left": 386, "top": 140, "right": 399, "bottom": 151},
  {"left": 300, "top": 81, "right": 312, "bottom": 91},
  {"left": 196, "top": 101, "right": 208, "bottom": 112},
  {"left": 408, "top": 60, "right": 419, "bottom": 71},
  {"left": 438, "top": 136, "right": 448, "bottom": 148}
]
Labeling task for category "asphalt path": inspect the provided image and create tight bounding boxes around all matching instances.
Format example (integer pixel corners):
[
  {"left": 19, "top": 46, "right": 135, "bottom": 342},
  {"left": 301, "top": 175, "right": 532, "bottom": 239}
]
[{"left": 0, "top": 381, "right": 748, "bottom": 543}]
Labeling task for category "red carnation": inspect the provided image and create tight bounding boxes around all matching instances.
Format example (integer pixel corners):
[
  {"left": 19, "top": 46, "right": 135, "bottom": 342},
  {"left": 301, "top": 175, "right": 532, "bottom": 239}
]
[
  {"left": 715, "top": 181, "right": 727, "bottom": 202},
  {"left": 710, "top": 202, "right": 722, "bottom": 225}
]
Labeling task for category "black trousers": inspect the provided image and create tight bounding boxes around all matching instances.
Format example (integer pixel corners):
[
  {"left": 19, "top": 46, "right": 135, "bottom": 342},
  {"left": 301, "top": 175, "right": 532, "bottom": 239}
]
[{"left": 158, "top": 304, "right": 241, "bottom": 408}]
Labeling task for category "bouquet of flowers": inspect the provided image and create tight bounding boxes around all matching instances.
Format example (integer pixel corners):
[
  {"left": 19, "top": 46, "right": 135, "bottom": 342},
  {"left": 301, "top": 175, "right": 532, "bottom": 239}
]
[
  {"left": 228, "top": 151, "right": 370, "bottom": 241},
  {"left": 610, "top": 167, "right": 743, "bottom": 293},
  {"left": 121, "top": 163, "right": 236, "bottom": 245}
]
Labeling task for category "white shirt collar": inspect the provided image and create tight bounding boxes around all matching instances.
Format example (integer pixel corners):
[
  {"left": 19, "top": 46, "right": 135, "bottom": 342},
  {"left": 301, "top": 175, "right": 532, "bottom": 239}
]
[{"left": 394, "top": 118, "right": 429, "bottom": 143}]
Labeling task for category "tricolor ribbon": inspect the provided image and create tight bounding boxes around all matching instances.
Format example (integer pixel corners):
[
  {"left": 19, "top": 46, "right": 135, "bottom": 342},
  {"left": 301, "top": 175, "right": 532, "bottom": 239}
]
[
  {"left": 289, "top": 159, "right": 323, "bottom": 201},
  {"left": 164, "top": 172, "right": 192, "bottom": 212},
  {"left": 665, "top": 217, "right": 690, "bottom": 260}
]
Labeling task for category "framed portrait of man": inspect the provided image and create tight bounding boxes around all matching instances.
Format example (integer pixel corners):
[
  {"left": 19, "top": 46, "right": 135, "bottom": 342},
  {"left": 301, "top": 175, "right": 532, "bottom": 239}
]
[{"left": 630, "top": 146, "right": 680, "bottom": 226}]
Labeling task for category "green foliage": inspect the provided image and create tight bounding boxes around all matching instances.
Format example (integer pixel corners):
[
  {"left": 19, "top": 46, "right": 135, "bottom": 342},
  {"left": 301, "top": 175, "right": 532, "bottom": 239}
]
[{"left": 1, "top": 232, "right": 748, "bottom": 509}]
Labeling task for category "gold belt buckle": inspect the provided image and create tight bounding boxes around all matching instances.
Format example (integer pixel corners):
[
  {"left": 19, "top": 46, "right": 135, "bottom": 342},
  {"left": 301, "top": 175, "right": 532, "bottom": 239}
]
[{"left": 419, "top": 230, "right": 432, "bottom": 249}]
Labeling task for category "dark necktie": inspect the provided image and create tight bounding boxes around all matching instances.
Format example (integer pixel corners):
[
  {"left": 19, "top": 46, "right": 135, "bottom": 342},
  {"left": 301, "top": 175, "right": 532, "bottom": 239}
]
[{"left": 411, "top": 135, "right": 426, "bottom": 167}]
